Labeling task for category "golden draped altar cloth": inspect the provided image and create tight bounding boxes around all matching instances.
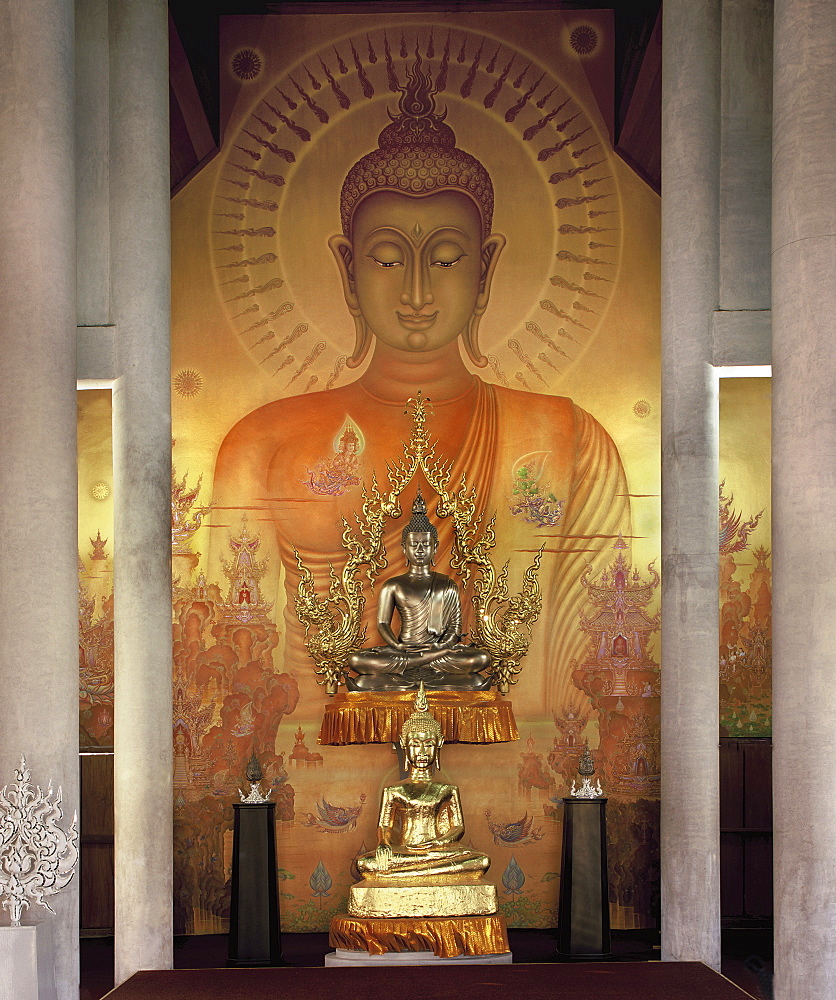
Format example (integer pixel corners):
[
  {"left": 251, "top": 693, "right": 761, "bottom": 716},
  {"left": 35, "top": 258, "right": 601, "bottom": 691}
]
[
  {"left": 329, "top": 914, "right": 510, "bottom": 958},
  {"left": 318, "top": 689, "right": 518, "bottom": 745}
]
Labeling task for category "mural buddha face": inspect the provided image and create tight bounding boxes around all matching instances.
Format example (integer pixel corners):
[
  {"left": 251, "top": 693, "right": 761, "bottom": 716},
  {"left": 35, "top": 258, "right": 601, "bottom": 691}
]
[{"left": 330, "top": 190, "right": 505, "bottom": 366}]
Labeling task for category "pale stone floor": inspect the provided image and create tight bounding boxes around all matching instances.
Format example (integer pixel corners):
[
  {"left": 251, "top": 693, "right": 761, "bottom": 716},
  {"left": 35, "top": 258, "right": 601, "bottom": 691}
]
[{"left": 79, "top": 928, "right": 773, "bottom": 1000}]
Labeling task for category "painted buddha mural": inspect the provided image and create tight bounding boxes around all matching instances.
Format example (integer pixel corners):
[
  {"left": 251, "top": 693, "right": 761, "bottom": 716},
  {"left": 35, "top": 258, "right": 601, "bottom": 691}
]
[{"left": 211, "top": 61, "right": 630, "bottom": 712}]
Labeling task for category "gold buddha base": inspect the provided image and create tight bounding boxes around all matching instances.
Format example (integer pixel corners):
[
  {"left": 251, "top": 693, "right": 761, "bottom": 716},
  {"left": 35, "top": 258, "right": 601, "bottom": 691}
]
[
  {"left": 329, "top": 913, "right": 510, "bottom": 959},
  {"left": 319, "top": 689, "right": 518, "bottom": 745},
  {"left": 348, "top": 877, "right": 497, "bottom": 918}
]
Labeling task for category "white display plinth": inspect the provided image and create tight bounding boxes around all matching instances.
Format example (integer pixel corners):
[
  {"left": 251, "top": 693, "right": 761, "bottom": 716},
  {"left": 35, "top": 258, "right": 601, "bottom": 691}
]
[
  {"left": 325, "top": 947, "right": 513, "bottom": 967},
  {"left": 0, "top": 924, "right": 57, "bottom": 1000}
]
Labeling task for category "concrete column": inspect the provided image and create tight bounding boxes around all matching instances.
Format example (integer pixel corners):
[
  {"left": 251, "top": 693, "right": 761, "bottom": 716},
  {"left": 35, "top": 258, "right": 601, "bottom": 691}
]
[
  {"left": 0, "top": 3, "right": 78, "bottom": 999},
  {"left": 660, "top": 0, "right": 722, "bottom": 971},
  {"left": 771, "top": 2, "right": 836, "bottom": 998},
  {"left": 110, "top": 0, "right": 173, "bottom": 984}
]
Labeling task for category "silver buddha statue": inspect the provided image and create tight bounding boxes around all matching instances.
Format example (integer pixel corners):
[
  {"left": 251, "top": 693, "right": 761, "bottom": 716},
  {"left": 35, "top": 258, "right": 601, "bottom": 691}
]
[{"left": 346, "top": 491, "right": 492, "bottom": 692}]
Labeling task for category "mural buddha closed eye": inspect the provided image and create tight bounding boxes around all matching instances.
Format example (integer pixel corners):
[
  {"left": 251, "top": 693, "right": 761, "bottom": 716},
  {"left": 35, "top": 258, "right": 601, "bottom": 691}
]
[{"left": 212, "top": 62, "right": 631, "bottom": 713}]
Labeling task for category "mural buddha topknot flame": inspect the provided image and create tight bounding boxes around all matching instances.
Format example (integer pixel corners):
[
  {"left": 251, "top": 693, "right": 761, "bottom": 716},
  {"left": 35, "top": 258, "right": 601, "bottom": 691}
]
[{"left": 212, "top": 57, "right": 631, "bottom": 714}]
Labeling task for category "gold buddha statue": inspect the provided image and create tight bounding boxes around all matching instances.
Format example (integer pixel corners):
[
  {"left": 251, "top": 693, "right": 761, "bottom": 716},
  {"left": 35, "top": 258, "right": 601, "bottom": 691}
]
[
  {"left": 349, "top": 685, "right": 496, "bottom": 919},
  {"left": 346, "top": 491, "right": 491, "bottom": 692}
]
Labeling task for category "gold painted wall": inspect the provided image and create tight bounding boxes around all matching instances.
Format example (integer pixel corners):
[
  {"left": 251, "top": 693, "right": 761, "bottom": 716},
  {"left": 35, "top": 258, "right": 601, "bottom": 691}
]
[
  {"left": 719, "top": 377, "right": 772, "bottom": 737},
  {"left": 168, "top": 10, "right": 661, "bottom": 934}
]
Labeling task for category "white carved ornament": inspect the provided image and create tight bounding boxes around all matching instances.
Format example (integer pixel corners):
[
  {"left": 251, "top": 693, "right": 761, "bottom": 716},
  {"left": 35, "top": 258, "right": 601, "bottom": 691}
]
[{"left": 0, "top": 756, "right": 78, "bottom": 926}]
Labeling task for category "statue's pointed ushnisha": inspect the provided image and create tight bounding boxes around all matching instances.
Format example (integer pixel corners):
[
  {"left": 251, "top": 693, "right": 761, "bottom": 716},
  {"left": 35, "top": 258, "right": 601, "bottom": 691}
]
[{"left": 345, "top": 493, "right": 492, "bottom": 691}]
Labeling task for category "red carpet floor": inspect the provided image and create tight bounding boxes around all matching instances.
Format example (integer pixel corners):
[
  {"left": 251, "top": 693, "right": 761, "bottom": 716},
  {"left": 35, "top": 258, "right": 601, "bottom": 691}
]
[{"left": 103, "top": 962, "right": 755, "bottom": 1000}]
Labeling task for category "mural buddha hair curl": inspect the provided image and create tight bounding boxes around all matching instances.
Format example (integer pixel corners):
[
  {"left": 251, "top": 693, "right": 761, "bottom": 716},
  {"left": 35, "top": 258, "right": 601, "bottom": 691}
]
[{"left": 340, "top": 57, "right": 495, "bottom": 240}]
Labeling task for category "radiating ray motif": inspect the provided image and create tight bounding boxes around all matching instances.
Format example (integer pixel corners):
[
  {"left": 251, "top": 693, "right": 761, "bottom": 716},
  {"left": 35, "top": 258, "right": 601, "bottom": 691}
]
[
  {"left": 508, "top": 338, "right": 547, "bottom": 385},
  {"left": 251, "top": 114, "right": 276, "bottom": 137},
  {"left": 251, "top": 330, "right": 275, "bottom": 349},
  {"left": 268, "top": 353, "right": 295, "bottom": 373},
  {"left": 233, "top": 144, "right": 259, "bottom": 163},
  {"left": 583, "top": 176, "right": 610, "bottom": 188},
  {"left": 366, "top": 33, "right": 377, "bottom": 63},
  {"left": 426, "top": 28, "right": 435, "bottom": 59},
  {"left": 286, "top": 341, "right": 326, "bottom": 388},
  {"left": 350, "top": 40, "right": 374, "bottom": 98},
  {"left": 573, "top": 300, "right": 598, "bottom": 315},
  {"left": 515, "top": 371, "right": 531, "bottom": 390},
  {"left": 225, "top": 276, "right": 285, "bottom": 302},
  {"left": 242, "top": 302, "right": 294, "bottom": 335},
  {"left": 583, "top": 270, "right": 612, "bottom": 283},
  {"left": 539, "top": 351, "right": 560, "bottom": 373},
  {"left": 540, "top": 299, "right": 589, "bottom": 330},
  {"left": 233, "top": 304, "right": 259, "bottom": 319},
  {"left": 276, "top": 88, "right": 297, "bottom": 110},
  {"left": 550, "top": 274, "right": 605, "bottom": 299},
  {"left": 400, "top": 32, "right": 407, "bottom": 59},
  {"left": 513, "top": 62, "right": 532, "bottom": 89},
  {"left": 332, "top": 45, "right": 348, "bottom": 75},
  {"left": 572, "top": 143, "right": 599, "bottom": 159},
  {"left": 556, "top": 250, "right": 612, "bottom": 266},
  {"left": 263, "top": 98, "right": 311, "bottom": 141},
  {"left": 302, "top": 63, "right": 321, "bottom": 90},
  {"left": 290, "top": 74, "right": 329, "bottom": 123},
  {"left": 230, "top": 163, "right": 285, "bottom": 186},
  {"left": 589, "top": 242, "right": 616, "bottom": 250},
  {"left": 487, "top": 355, "right": 510, "bottom": 387},
  {"left": 538, "top": 128, "right": 590, "bottom": 161},
  {"left": 319, "top": 56, "right": 350, "bottom": 109},
  {"left": 505, "top": 70, "right": 543, "bottom": 122},
  {"left": 325, "top": 355, "right": 347, "bottom": 390},
  {"left": 214, "top": 226, "right": 276, "bottom": 238},
  {"left": 483, "top": 52, "right": 514, "bottom": 108},
  {"left": 549, "top": 160, "right": 604, "bottom": 185},
  {"left": 277, "top": 322, "right": 308, "bottom": 352},
  {"left": 485, "top": 44, "right": 500, "bottom": 75},
  {"left": 383, "top": 33, "right": 400, "bottom": 92},
  {"left": 242, "top": 129, "right": 295, "bottom": 162},
  {"left": 304, "top": 375, "right": 319, "bottom": 393},
  {"left": 221, "top": 178, "right": 249, "bottom": 189},
  {"left": 555, "top": 112, "right": 581, "bottom": 133},
  {"left": 526, "top": 321, "right": 571, "bottom": 360},
  {"left": 536, "top": 83, "right": 558, "bottom": 109},
  {"left": 215, "top": 211, "right": 244, "bottom": 221},
  {"left": 435, "top": 30, "right": 451, "bottom": 91},
  {"left": 460, "top": 40, "right": 484, "bottom": 99},
  {"left": 522, "top": 98, "right": 570, "bottom": 141},
  {"left": 555, "top": 193, "right": 611, "bottom": 209},
  {"left": 558, "top": 224, "right": 615, "bottom": 236},
  {"left": 457, "top": 37, "right": 467, "bottom": 63},
  {"left": 589, "top": 209, "right": 616, "bottom": 218},
  {"left": 221, "top": 195, "right": 278, "bottom": 212},
  {"left": 216, "top": 252, "right": 278, "bottom": 269},
  {"left": 220, "top": 274, "right": 249, "bottom": 286},
  {"left": 216, "top": 244, "right": 244, "bottom": 253}
]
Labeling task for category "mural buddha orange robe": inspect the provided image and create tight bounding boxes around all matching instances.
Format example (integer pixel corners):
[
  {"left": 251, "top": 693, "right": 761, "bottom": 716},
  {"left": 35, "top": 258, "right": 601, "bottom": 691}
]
[{"left": 211, "top": 64, "right": 630, "bottom": 712}]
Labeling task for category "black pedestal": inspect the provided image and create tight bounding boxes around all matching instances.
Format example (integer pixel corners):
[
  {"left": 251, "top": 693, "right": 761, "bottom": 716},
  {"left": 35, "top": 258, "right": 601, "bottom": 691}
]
[
  {"left": 556, "top": 797, "right": 611, "bottom": 960},
  {"left": 227, "top": 802, "right": 282, "bottom": 967}
]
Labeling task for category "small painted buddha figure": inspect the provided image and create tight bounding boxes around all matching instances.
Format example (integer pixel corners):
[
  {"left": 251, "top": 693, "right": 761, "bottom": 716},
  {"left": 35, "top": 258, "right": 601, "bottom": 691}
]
[
  {"left": 346, "top": 491, "right": 491, "bottom": 691},
  {"left": 355, "top": 685, "right": 490, "bottom": 881}
]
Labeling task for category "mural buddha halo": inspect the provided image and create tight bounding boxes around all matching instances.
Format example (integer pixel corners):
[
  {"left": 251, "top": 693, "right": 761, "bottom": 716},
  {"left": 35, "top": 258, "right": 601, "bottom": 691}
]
[{"left": 211, "top": 24, "right": 621, "bottom": 390}]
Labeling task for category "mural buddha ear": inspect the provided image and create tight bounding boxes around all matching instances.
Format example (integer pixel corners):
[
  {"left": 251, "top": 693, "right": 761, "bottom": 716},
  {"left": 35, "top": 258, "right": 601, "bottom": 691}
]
[
  {"left": 329, "top": 233, "right": 373, "bottom": 368},
  {"left": 463, "top": 233, "right": 506, "bottom": 369}
]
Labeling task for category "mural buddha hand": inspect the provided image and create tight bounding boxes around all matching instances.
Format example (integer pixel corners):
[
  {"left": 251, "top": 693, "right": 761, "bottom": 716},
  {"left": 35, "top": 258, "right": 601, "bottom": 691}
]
[
  {"left": 355, "top": 685, "right": 490, "bottom": 881},
  {"left": 346, "top": 492, "right": 492, "bottom": 692}
]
